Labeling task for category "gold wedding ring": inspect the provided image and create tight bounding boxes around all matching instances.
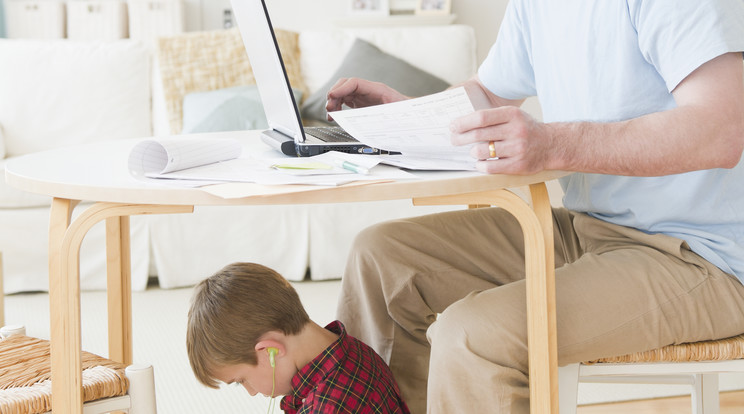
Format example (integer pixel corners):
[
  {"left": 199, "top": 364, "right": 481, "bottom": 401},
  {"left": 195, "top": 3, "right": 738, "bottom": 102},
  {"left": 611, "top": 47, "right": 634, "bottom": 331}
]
[{"left": 488, "top": 141, "right": 496, "bottom": 159}]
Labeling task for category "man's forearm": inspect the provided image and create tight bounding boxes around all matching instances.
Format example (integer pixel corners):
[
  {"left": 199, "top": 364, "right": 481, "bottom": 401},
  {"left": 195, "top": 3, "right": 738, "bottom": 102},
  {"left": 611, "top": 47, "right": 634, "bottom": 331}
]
[
  {"left": 546, "top": 105, "right": 744, "bottom": 176},
  {"left": 546, "top": 53, "right": 744, "bottom": 176}
]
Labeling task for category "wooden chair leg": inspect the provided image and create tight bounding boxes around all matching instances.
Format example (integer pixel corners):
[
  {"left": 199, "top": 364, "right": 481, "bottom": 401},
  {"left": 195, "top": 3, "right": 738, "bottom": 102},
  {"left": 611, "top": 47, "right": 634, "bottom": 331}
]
[
  {"left": 558, "top": 363, "right": 580, "bottom": 414},
  {"left": 126, "top": 364, "right": 158, "bottom": 413},
  {"left": 692, "top": 373, "right": 720, "bottom": 414}
]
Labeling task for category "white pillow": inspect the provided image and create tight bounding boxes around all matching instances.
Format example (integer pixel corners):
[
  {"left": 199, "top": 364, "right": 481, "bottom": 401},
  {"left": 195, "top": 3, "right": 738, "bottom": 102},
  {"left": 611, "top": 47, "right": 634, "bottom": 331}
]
[
  {"left": 181, "top": 85, "right": 303, "bottom": 134},
  {"left": 0, "top": 39, "right": 151, "bottom": 157}
]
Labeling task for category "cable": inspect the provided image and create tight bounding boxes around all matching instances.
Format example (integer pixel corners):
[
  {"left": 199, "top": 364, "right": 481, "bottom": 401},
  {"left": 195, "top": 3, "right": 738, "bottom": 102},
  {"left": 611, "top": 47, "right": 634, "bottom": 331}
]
[{"left": 266, "top": 353, "right": 277, "bottom": 414}]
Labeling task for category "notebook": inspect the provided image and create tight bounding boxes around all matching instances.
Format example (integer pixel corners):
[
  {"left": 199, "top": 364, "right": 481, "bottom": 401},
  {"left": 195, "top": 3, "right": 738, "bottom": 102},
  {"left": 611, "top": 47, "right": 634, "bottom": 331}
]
[{"left": 229, "top": 0, "right": 390, "bottom": 157}]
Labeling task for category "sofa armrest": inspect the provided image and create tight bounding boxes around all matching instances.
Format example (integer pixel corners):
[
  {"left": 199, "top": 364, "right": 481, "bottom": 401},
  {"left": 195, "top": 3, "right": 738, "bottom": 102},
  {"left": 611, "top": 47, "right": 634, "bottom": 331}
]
[{"left": 0, "top": 123, "right": 5, "bottom": 159}]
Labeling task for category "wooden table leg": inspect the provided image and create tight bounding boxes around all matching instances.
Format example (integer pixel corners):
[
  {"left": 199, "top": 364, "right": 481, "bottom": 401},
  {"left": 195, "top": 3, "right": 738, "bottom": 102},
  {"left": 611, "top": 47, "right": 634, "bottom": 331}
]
[
  {"left": 48, "top": 201, "right": 193, "bottom": 413},
  {"left": 49, "top": 197, "right": 84, "bottom": 413},
  {"left": 527, "top": 183, "right": 558, "bottom": 413},
  {"left": 414, "top": 185, "right": 559, "bottom": 413},
  {"left": 106, "top": 216, "right": 132, "bottom": 364}
]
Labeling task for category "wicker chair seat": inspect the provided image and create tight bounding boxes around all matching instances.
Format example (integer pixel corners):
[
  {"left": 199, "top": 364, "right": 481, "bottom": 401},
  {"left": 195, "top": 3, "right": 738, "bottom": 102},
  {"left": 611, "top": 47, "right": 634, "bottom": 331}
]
[
  {"left": 0, "top": 335, "right": 129, "bottom": 414},
  {"left": 588, "top": 333, "right": 744, "bottom": 364}
]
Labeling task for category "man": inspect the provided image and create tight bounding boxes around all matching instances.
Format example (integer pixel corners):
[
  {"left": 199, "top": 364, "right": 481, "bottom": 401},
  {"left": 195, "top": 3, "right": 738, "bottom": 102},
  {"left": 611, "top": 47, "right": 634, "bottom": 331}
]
[{"left": 326, "top": 0, "right": 744, "bottom": 413}]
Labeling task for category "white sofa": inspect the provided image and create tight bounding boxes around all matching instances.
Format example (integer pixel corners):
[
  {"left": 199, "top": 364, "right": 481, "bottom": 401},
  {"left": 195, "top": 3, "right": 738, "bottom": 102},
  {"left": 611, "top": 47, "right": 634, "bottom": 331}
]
[{"left": 0, "top": 24, "right": 477, "bottom": 293}]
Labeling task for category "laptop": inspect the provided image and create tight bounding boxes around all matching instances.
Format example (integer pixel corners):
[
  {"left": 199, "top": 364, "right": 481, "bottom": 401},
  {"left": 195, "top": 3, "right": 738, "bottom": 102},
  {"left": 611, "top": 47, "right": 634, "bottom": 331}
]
[{"left": 230, "top": 0, "right": 389, "bottom": 157}]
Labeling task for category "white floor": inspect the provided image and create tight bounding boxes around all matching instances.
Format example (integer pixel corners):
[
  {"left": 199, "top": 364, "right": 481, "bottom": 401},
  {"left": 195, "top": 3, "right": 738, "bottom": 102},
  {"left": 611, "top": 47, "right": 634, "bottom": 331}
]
[{"left": 5, "top": 279, "right": 744, "bottom": 413}]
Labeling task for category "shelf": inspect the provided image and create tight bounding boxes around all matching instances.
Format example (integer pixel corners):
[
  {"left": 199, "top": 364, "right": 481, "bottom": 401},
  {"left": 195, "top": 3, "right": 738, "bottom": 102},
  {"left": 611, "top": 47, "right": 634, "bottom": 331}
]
[{"left": 333, "top": 13, "right": 456, "bottom": 27}]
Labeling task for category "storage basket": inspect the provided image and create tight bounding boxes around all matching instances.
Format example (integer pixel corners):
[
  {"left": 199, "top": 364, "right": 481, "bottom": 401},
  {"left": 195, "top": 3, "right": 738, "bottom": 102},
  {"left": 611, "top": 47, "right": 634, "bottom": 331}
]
[
  {"left": 127, "top": 0, "right": 184, "bottom": 48},
  {"left": 67, "top": 0, "right": 128, "bottom": 40},
  {"left": 4, "top": 0, "right": 65, "bottom": 39}
]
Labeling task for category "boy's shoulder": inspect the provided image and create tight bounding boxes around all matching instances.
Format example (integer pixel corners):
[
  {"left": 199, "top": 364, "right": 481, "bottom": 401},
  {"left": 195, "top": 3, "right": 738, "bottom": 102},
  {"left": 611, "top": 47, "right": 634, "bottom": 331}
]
[{"left": 321, "top": 321, "right": 411, "bottom": 413}]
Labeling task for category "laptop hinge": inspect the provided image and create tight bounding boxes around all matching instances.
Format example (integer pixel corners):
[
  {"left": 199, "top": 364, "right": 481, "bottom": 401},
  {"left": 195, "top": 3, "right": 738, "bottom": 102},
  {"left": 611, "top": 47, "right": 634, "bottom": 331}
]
[
  {"left": 270, "top": 123, "right": 304, "bottom": 143},
  {"left": 261, "top": 129, "right": 298, "bottom": 156}
]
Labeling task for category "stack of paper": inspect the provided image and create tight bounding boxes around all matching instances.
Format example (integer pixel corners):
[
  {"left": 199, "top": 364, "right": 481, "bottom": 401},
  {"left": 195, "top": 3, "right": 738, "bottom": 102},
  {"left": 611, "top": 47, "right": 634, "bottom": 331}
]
[
  {"left": 329, "top": 87, "right": 477, "bottom": 170},
  {"left": 127, "top": 138, "right": 414, "bottom": 187}
]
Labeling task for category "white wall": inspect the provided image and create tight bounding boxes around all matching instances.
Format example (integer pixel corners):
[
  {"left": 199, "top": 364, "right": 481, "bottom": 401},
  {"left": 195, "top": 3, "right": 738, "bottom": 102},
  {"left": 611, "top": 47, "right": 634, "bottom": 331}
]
[{"left": 451, "top": 0, "right": 505, "bottom": 63}]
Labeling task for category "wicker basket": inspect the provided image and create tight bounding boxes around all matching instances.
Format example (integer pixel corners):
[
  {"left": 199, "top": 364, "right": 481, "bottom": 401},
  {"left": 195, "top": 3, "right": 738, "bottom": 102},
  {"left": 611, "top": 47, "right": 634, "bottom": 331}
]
[{"left": 0, "top": 335, "right": 129, "bottom": 414}]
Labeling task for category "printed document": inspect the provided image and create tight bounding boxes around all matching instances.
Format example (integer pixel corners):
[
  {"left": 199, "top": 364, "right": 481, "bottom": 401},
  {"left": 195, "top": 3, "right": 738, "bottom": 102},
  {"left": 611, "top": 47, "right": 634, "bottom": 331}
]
[{"left": 329, "top": 87, "right": 477, "bottom": 170}]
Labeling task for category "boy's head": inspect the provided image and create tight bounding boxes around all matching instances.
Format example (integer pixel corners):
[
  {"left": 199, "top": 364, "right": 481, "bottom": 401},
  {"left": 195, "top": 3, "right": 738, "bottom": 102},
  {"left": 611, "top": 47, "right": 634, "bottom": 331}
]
[{"left": 186, "top": 262, "right": 310, "bottom": 388}]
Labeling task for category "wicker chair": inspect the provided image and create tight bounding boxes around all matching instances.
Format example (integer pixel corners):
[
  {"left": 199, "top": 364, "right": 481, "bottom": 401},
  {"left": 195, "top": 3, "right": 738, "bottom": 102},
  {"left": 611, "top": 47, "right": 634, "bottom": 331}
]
[
  {"left": 0, "top": 254, "right": 157, "bottom": 413},
  {"left": 559, "top": 334, "right": 744, "bottom": 413},
  {"left": 0, "top": 335, "right": 157, "bottom": 414}
]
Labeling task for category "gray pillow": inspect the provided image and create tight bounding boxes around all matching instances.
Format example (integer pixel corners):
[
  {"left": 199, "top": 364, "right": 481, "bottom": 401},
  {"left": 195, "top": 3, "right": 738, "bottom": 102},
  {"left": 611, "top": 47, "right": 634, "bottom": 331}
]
[
  {"left": 182, "top": 85, "right": 303, "bottom": 134},
  {"left": 300, "top": 38, "right": 450, "bottom": 124}
]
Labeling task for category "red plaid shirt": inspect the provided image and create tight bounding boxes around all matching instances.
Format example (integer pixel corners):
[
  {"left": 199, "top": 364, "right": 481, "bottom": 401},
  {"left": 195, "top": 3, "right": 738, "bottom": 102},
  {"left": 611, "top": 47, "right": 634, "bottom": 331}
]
[{"left": 280, "top": 321, "right": 410, "bottom": 414}]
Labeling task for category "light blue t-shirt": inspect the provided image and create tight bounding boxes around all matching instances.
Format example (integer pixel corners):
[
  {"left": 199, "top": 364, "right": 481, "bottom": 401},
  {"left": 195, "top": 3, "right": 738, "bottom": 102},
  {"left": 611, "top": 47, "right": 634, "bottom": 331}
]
[{"left": 478, "top": 0, "right": 744, "bottom": 282}]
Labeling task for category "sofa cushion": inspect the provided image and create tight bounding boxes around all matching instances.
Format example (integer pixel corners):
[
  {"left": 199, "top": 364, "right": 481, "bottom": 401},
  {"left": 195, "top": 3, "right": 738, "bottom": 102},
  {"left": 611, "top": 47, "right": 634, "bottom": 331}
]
[
  {"left": 300, "top": 38, "right": 450, "bottom": 124},
  {"left": 0, "top": 39, "right": 151, "bottom": 157},
  {"left": 299, "top": 25, "right": 477, "bottom": 95},
  {"left": 158, "top": 28, "right": 308, "bottom": 135},
  {"left": 181, "top": 85, "right": 303, "bottom": 134}
]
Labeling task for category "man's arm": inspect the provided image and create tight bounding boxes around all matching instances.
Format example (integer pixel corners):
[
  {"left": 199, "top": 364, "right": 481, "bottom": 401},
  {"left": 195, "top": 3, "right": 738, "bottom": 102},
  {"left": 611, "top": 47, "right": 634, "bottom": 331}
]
[{"left": 451, "top": 52, "right": 744, "bottom": 176}]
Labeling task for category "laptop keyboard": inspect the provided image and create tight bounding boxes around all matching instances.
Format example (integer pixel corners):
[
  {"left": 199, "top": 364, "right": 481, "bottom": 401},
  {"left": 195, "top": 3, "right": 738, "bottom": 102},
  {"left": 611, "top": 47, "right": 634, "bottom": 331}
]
[{"left": 304, "top": 126, "right": 359, "bottom": 143}]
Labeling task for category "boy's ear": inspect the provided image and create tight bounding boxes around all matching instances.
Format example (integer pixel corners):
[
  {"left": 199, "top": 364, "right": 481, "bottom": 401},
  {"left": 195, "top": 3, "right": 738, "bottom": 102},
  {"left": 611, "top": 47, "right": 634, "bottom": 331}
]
[
  {"left": 255, "top": 340, "right": 283, "bottom": 355},
  {"left": 255, "top": 334, "right": 285, "bottom": 363}
]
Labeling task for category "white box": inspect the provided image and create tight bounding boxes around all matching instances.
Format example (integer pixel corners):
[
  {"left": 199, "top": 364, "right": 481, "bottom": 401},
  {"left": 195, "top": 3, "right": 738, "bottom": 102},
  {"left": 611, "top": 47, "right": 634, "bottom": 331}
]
[
  {"left": 127, "top": 0, "right": 184, "bottom": 47},
  {"left": 4, "top": 0, "right": 66, "bottom": 39},
  {"left": 67, "top": 0, "right": 128, "bottom": 40}
]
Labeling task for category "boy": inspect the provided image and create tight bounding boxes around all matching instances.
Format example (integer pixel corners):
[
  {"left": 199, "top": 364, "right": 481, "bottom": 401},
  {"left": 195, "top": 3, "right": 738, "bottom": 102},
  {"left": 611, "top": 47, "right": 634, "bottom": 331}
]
[{"left": 186, "top": 262, "right": 410, "bottom": 414}]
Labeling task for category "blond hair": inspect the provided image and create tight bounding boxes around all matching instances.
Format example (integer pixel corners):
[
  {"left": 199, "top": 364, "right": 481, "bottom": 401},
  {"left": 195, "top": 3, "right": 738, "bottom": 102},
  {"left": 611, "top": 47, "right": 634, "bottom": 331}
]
[{"left": 186, "top": 262, "right": 310, "bottom": 388}]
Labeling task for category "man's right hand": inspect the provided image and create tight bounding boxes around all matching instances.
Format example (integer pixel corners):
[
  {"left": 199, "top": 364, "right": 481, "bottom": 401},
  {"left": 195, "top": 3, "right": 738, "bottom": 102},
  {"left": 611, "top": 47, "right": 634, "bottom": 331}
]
[{"left": 324, "top": 78, "right": 409, "bottom": 121}]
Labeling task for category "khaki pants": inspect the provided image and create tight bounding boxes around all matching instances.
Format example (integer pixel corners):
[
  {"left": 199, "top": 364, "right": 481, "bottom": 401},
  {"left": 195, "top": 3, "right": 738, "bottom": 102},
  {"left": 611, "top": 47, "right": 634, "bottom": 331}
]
[{"left": 336, "top": 207, "right": 744, "bottom": 414}]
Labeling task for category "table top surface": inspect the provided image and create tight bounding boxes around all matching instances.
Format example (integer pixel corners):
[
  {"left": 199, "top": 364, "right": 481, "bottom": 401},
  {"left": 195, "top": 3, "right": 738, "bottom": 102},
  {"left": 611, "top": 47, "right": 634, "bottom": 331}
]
[{"left": 5, "top": 130, "right": 568, "bottom": 206}]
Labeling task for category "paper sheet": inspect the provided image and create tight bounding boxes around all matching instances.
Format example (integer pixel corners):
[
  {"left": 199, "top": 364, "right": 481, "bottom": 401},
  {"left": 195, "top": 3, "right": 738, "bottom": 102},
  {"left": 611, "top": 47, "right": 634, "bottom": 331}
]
[
  {"left": 329, "top": 87, "right": 477, "bottom": 170},
  {"left": 151, "top": 155, "right": 413, "bottom": 186},
  {"left": 127, "top": 138, "right": 416, "bottom": 187}
]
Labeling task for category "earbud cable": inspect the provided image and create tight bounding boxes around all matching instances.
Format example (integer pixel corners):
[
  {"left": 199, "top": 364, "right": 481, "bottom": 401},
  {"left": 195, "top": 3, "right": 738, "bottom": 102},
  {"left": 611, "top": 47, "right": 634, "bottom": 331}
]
[{"left": 267, "top": 363, "right": 276, "bottom": 414}]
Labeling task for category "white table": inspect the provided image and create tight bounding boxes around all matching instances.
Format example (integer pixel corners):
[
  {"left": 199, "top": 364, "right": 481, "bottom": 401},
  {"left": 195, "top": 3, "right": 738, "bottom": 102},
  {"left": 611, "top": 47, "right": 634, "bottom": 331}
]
[{"left": 5, "top": 131, "right": 567, "bottom": 413}]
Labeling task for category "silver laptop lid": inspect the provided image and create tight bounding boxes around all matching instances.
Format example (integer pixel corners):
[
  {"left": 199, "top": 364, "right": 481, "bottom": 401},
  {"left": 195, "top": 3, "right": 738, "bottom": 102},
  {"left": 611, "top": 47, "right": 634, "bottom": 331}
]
[{"left": 229, "top": 0, "right": 306, "bottom": 143}]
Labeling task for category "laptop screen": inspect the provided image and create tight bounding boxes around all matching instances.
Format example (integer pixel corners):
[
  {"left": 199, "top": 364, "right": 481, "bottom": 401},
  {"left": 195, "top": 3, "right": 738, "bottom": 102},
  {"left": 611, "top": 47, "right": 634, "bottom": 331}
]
[{"left": 230, "top": 0, "right": 306, "bottom": 143}]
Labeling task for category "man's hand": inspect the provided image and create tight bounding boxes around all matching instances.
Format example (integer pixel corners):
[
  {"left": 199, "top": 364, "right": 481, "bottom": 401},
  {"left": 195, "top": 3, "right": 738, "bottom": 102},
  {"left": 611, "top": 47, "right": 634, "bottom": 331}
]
[
  {"left": 450, "top": 106, "right": 553, "bottom": 175},
  {"left": 325, "top": 78, "right": 409, "bottom": 121}
]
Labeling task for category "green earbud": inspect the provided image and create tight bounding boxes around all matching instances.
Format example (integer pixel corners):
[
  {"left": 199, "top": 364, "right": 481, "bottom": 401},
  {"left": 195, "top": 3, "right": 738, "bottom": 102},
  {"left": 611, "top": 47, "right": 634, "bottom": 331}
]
[{"left": 267, "top": 347, "right": 278, "bottom": 367}]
